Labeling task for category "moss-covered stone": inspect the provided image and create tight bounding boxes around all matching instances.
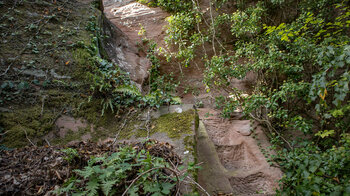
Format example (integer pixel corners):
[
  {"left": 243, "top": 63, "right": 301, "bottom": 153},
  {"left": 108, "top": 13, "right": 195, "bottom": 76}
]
[{"left": 136, "top": 110, "right": 194, "bottom": 138}]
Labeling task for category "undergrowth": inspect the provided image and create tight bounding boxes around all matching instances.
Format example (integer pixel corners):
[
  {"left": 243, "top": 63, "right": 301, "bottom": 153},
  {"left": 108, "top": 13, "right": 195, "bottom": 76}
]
[
  {"left": 137, "top": 0, "right": 192, "bottom": 13},
  {"left": 55, "top": 142, "right": 199, "bottom": 196}
]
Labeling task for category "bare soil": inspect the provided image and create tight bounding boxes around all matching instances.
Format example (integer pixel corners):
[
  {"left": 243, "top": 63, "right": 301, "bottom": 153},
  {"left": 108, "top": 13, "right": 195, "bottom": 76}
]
[{"left": 0, "top": 140, "right": 181, "bottom": 195}]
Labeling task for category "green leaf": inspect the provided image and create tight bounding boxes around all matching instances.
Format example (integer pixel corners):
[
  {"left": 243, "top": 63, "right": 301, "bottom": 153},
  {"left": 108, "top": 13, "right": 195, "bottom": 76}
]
[
  {"left": 315, "top": 130, "right": 335, "bottom": 138},
  {"left": 309, "top": 165, "right": 318, "bottom": 173},
  {"left": 302, "top": 170, "right": 310, "bottom": 178},
  {"left": 0, "top": 82, "right": 8, "bottom": 89},
  {"left": 161, "top": 182, "right": 175, "bottom": 195},
  {"left": 151, "top": 192, "right": 163, "bottom": 196},
  {"left": 17, "top": 81, "right": 29, "bottom": 90},
  {"left": 345, "top": 186, "right": 350, "bottom": 193},
  {"left": 128, "top": 185, "right": 139, "bottom": 196},
  {"left": 72, "top": 192, "right": 87, "bottom": 196},
  {"left": 309, "top": 160, "right": 321, "bottom": 173},
  {"left": 144, "top": 182, "right": 161, "bottom": 193}
]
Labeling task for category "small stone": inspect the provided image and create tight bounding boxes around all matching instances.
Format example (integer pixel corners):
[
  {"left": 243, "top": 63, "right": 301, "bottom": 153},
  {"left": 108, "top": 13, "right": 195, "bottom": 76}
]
[
  {"left": 232, "top": 120, "right": 252, "bottom": 136},
  {"left": 175, "top": 107, "right": 182, "bottom": 113}
]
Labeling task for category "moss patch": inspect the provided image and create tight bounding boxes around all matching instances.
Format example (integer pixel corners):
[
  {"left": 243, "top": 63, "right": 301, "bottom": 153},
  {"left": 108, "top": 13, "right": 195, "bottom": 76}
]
[
  {"left": 136, "top": 110, "right": 194, "bottom": 138},
  {"left": 0, "top": 106, "right": 56, "bottom": 148}
]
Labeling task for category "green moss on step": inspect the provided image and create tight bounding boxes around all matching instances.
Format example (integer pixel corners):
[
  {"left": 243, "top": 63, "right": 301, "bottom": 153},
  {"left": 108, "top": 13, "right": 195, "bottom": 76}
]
[
  {"left": 136, "top": 110, "right": 194, "bottom": 138},
  {"left": 72, "top": 48, "right": 94, "bottom": 80},
  {"left": 73, "top": 100, "right": 108, "bottom": 127}
]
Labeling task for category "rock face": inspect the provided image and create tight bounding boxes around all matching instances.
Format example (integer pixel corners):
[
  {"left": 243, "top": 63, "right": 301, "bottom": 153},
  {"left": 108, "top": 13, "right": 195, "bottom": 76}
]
[{"left": 101, "top": 0, "right": 169, "bottom": 89}]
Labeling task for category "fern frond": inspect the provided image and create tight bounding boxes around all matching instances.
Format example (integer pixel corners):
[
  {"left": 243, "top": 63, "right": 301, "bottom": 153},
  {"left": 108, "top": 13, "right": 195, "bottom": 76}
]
[
  {"left": 74, "top": 167, "right": 94, "bottom": 179},
  {"left": 101, "top": 180, "right": 117, "bottom": 196},
  {"left": 72, "top": 191, "right": 87, "bottom": 196},
  {"left": 114, "top": 84, "right": 141, "bottom": 96},
  {"left": 86, "top": 179, "right": 99, "bottom": 196}
]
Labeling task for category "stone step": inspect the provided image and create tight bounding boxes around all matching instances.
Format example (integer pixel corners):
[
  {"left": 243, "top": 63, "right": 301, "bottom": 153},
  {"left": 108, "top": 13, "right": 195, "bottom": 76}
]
[{"left": 194, "top": 108, "right": 282, "bottom": 195}]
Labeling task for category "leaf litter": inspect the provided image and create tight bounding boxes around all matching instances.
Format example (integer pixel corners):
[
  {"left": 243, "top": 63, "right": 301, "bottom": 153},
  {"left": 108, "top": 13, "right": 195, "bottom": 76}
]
[{"left": 0, "top": 139, "right": 182, "bottom": 195}]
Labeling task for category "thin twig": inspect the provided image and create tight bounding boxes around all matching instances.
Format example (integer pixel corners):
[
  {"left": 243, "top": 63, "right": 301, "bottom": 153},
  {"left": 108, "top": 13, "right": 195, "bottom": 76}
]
[
  {"left": 0, "top": 44, "right": 28, "bottom": 77},
  {"left": 40, "top": 95, "right": 46, "bottom": 117},
  {"left": 145, "top": 108, "right": 151, "bottom": 139},
  {"left": 191, "top": 0, "right": 208, "bottom": 57},
  {"left": 51, "top": 107, "right": 66, "bottom": 126},
  {"left": 112, "top": 109, "right": 133, "bottom": 145},
  {"left": 184, "top": 176, "right": 211, "bottom": 196},
  {"left": 177, "top": 62, "right": 183, "bottom": 75},
  {"left": 22, "top": 127, "right": 36, "bottom": 147},
  {"left": 195, "top": 0, "right": 227, "bottom": 52},
  {"left": 167, "top": 160, "right": 210, "bottom": 196},
  {"left": 0, "top": 130, "right": 10, "bottom": 136},
  {"left": 45, "top": 139, "right": 51, "bottom": 146},
  {"left": 193, "top": 61, "right": 201, "bottom": 71},
  {"left": 208, "top": 0, "right": 216, "bottom": 56},
  {"left": 249, "top": 113, "right": 293, "bottom": 150}
]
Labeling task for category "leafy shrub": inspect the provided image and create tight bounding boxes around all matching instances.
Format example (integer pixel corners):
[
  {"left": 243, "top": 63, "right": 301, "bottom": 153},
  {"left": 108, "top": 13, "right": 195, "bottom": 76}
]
[
  {"left": 145, "top": 40, "right": 179, "bottom": 102},
  {"left": 122, "top": 0, "right": 350, "bottom": 193},
  {"left": 275, "top": 135, "right": 350, "bottom": 195},
  {"left": 230, "top": 2, "right": 265, "bottom": 38},
  {"left": 137, "top": 0, "right": 192, "bottom": 13},
  {"left": 164, "top": 12, "right": 203, "bottom": 66}
]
